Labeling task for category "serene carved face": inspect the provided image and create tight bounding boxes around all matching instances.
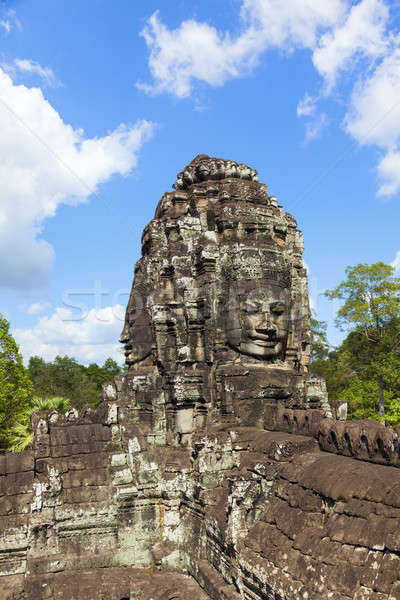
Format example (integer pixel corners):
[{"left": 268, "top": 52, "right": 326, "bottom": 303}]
[
  {"left": 119, "top": 290, "right": 153, "bottom": 365},
  {"left": 197, "top": 163, "right": 209, "bottom": 181},
  {"left": 226, "top": 284, "right": 290, "bottom": 360}
]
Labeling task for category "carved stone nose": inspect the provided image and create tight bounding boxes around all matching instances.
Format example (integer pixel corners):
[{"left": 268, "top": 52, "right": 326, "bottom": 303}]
[
  {"left": 119, "top": 323, "right": 130, "bottom": 343},
  {"left": 256, "top": 322, "right": 276, "bottom": 335}
]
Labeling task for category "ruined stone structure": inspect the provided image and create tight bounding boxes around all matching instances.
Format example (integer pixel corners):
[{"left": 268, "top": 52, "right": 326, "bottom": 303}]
[{"left": 2, "top": 156, "right": 400, "bottom": 599}]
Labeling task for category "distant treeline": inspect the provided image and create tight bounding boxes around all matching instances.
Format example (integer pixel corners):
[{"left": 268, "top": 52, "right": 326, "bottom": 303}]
[
  {"left": 0, "top": 311, "right": 126, "bottom": 452},
  {"left": 311, "top": 262, "right": 400, "bottom": 427},
  {"left": 28, "top": 355, "right": 125, "bottom": 409}
]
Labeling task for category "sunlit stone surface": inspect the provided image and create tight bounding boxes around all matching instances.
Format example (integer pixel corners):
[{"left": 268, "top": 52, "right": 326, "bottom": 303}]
[{"left": 1, "top": 156, "right": 400, "bottom": 600}]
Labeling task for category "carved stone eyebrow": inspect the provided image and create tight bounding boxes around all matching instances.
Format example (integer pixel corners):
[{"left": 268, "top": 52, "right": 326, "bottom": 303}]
[
  {"left": 270, "top": 301, "right": 288, "bottom": 312},
  {"left": 244, "top": 298, "right": 264, "bottom": 309}
]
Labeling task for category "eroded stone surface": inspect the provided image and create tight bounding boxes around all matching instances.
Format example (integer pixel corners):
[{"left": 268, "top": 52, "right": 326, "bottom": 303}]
[{"left": 1, "top": 156, "right": 400, "bottom": 599}]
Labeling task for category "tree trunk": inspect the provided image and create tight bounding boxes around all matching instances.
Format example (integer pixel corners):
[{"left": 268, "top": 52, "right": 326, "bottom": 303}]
[{"left": 379, "top": 374, "right": 385, "bottom": 420}]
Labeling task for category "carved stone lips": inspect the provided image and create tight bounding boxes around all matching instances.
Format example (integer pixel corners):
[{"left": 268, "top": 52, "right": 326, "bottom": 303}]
[
  {"left": 250, "top": 338, "right": 278, "bottom": 347},
  {"left": 249, "top": 334, "right": 278, "bottom": 343}
]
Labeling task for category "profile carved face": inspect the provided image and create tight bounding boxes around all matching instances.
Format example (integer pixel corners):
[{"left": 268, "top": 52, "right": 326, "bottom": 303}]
[
  {"left": 226, "top": 283, "right": 290, "bottom": 360},
  {"left": 119, "top": 290, "right": 153, "bottom": 365}
]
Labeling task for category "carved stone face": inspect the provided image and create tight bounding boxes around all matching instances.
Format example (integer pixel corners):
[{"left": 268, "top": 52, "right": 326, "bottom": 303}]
[
  {"left": 226, "top": 283, "right": 290, "bottom": 360},
  {"left": 197, "top": 163, "right": 209, "bottom": 181},
  {"left": 119, "top": 291, "right": 153, "bottom": 365}
]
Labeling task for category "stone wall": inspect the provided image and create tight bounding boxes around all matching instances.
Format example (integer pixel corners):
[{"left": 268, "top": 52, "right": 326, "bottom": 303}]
[
  {"left": 266, "top": 404, "right": 400, "bottom": 467},
  {"left": 2, "top": 401, "right": 400, "bottom": 598}
]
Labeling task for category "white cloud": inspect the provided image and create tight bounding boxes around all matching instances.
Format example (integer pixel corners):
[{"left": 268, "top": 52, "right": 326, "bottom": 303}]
[
  {"left": 12, "top": 59, "right": 57, "bottom": 86},
  {"left": 297, "top": 93, "right": 328, "bottom": 142},
  {"left": 14, "top": 304, "right": 125, "bottom": 365},
  {"left": 0, "top": 67, "right": 155, "bottom": 289},
  {"left": 304, "top": 113, "right": 328, "bottom": 143},
  {"left": 0, "top": 20, "right": 11, "bottom": 33},
  {"left": 344, "top": 46, "right": 400, "bottom": 195},
  {"left": 377, "top": 150, "right": 400, "bottom": 196},
  {"left": 138, "top": 1, "right": 346, "bottom": 98},
  {"left": 0, "top": 9, "right": 21, "bottom": 34},
  {"left": 27, "top": 301, "right": 51, "bottom": 315},
  {"left": 391, "top": 250, "right": 400, "bottom": 272},
  {"left": 241, "top": 0, "right": 346, "bottom": 50},
  {"left": 137, "top": 12, "right": 258, "bottom": 98},
  {"left": 297, "top": 93, "right": 317, "bottom": 117},
  {"left": 297, "top": 0, "right": 400, "bottom": 196},
  {"left": 345, "top": 48, "right": 400, "bottom": 148},
  {"left": 137, "top": 0, "right": 400, "bottom": 198},
  {"left": 312, "top": 0, "right": 389, "bottom": 91}
]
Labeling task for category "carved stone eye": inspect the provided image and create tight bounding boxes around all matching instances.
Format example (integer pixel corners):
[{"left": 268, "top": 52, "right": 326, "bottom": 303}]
[
  {"left": 270, "top": 302, "right": 287, "bottom": 315},
  {"left": 128, "top": 309, "right": 139, "bottom": 322},
  {"left": 244, "top": 301, "right": 263, "bottom": 314}
]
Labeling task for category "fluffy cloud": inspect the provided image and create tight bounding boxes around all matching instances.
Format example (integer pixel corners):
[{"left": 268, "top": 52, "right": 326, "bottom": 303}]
[
  {"left": 14, "top": 305, "right": 125, "bottom": 365},
  {"left": 241, "top": 0, "right": 346, "bottom": 49},
  {"left": 11, "top": 59, "right": 57, "bottom": 85},
  {"left": 312, "top": 0, "right": 389, "bottom": 90},
  {"left": 138, "top": 0, "right": 400, "bottom": 197},
  {"left": 345, "top": 49, "right": 400, "bottom": 148},
  {"left": 377, "top": 151, "right": 400, "bottom": 196},
  {"left": 297, "top": 93, "right": 328, "bottom": 142},
  {"left": 139, "top": 0, "right": 387, "bottom": 100},
  {"left": 0, "top": 9, "right": 21, "bottom": 34},
  {"left": 137, "top": 12, "right": 258, "bottom": 98},
  {"left": 392, "top": 250, "right": 400, "bottom": 272},
  {"left": 0, "top": 67, "right": 155, "bottom": 289},
  {"left": 0, "top": 19, "right": 11, "bottom": 33},
  {"left": 296, "top": 0, "right": 400, "bottom": 195},
  {"left": 297, "top": 93, "right": 318, "bottom": 117},
  {"left": 304, "top": 113, "right": 328, "bottom": 143},
  {"left": 345, "top": 48, "right": 400, "bottom": 195},
  {"left": 138, "top": 0, "right": 346, "bottom": 97},
  {"left": 27, "top": 301, "right": 51, "bottom": 315},
  {"left": 312, "top": 0, "right": 400, "bottom": 196}
]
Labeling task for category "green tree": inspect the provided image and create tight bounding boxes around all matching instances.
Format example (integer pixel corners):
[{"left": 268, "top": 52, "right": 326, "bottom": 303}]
[
  {"left": 50, "top": 356, "right": 99, "bottom": 408},
  {"left": 326, "top": 262, "right": 400, "bottom": 419},
  {"left": 28, "top": 355, "right": 123, "bottom": 409},
  {"left": 28, "top": 356, "right": 53, "bottom": 397},
  {"left": 7, "top": 396, "right": 70, "bottom": 453},
  {"left": 103, "top": 357, "right": 122, "bottom": 378},
  {"left": 310, "top": 315, "right": 329, "bottom": 362},
  {"left": 86, "top": 357, "right": 122, "bottom": 396},
  {"left": 0, "top": 315, "right": 33, "bottom": 446},
  {"left": 337, "top": 377, "right": 381, "bottom": 421}
]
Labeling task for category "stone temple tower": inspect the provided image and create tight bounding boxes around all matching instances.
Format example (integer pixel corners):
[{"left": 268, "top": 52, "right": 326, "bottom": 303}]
[
  {"left": 115, "top": 154, "right": 330, "bottom": 446},
  {"left": 2, "top": 156, "right": 400, "bottom": 600}
]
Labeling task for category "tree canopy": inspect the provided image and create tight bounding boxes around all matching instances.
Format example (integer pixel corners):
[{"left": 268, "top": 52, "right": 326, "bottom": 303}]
[
  {"left": 325, "top": 262, "right": 400, "bottom": 342},
  {"left": 0, "top": 315, "right": 33, "bottom": 447},
  {"left": 27, "top": 355, "right": 124, "bottom": 409},
  {"left": 312, "top": 262, "right": 400, "bottom": 424},
  {"left": 0, "top": 312, "right": 125, "bottom": 451}
]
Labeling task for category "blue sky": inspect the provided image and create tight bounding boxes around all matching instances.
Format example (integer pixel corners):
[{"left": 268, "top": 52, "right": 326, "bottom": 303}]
[{"left": 1, "top": 0, "right": 400, "bottom": 364}]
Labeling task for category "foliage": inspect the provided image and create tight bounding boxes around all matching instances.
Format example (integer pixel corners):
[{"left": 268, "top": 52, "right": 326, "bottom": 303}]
[
  {"left": 0, "top": 314, "right": 33, "bottom": 446},
  {"left": 5, "top": 352, "right": 123, "bottom": 452},
  {"left": 383, "top": 397, "right": 400, "bottom": 427},
  {"left": 337, "top": 378, "right": 382, "bottom": 421},
  {"left": 325, "top": 262, "right": 400, "bottom": 419},
  {"left": 0, "top": 311, "right": 123, "bottom": 450},
  {"left": 28, "top": 355, "right": 123, "bottom": 409},
  {"left": 325, "top": 262, "right": 400, "bottom": 340},
  {"left": 7, "top": 396, "right": 70, "bottom": 453},
  {"left": 310, "top": 315, "right": 329, "bottom": 362}
]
